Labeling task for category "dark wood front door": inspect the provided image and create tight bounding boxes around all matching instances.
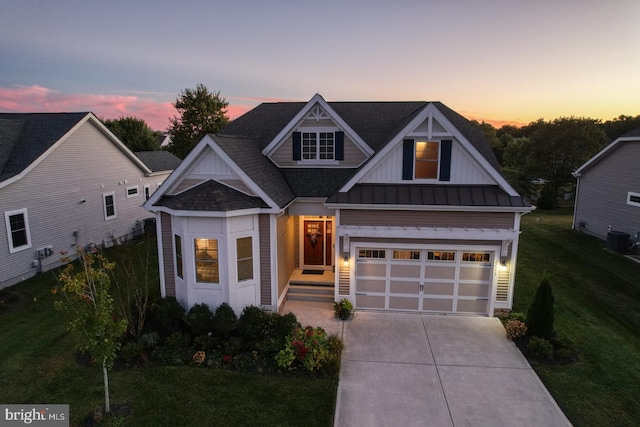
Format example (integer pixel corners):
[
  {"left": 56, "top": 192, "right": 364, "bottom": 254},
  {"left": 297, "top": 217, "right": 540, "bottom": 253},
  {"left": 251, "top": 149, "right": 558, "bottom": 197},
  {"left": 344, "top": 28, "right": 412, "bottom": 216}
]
[{"left": 303, "top": 220, "right": 325, "bottom": 265}]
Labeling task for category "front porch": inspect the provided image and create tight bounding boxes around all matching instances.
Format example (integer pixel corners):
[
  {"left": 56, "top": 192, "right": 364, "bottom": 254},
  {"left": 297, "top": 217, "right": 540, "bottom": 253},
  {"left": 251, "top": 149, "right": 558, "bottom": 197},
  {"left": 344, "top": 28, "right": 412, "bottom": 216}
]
[{"left": 285, "top": 269, "right": 335, "bottom": 306}]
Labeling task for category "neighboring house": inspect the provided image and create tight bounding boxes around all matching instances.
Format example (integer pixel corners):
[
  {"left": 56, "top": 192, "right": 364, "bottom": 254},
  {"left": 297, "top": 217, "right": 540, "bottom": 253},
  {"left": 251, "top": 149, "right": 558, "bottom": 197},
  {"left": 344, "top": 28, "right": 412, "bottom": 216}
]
[
  {"left": 157, "top": 134, "right": 173, "bottom": 148},
  {"left": 0, "top": 112, "right": 179, "bottom": 289},
  {"left": 573, "top": 127, "right": 640, "bottom": 245},
  {"left": 145, "top": 94, "right": 532, "bottom": 316}
]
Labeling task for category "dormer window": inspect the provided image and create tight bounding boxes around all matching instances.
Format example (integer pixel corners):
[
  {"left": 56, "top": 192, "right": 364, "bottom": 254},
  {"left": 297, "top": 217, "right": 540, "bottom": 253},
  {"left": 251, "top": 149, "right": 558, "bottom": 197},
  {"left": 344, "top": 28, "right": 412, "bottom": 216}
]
[
  {"left": 402, "top": 139, "right": 452, "bottom": 181},
  {"left": 415, "top": 141, "right": 439, "bottom": 179},
  {"left": 293, "top": 130, "right": 344, "bottom": 162},
  {"left": 303, "top": 131, "right": 335, "bottom": 160}
]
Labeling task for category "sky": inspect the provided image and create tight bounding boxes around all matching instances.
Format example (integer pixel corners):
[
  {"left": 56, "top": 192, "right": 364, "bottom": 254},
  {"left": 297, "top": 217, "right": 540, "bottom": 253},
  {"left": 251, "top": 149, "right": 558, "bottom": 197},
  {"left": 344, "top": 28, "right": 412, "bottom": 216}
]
[{"left": 1, "top": 0, "right": 639, "bottom": 131}]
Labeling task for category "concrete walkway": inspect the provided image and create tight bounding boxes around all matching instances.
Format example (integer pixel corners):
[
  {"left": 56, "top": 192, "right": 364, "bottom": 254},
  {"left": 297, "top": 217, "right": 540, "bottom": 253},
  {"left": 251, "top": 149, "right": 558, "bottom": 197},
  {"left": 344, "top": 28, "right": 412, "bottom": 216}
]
[{"left": 283, "top": 302, "right": 572, "bottom": 427}]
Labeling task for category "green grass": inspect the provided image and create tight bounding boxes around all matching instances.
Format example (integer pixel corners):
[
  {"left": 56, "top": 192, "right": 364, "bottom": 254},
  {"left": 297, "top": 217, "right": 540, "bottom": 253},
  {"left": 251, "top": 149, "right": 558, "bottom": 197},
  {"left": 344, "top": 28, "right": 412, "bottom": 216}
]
[
  {"left": 514, "top": 209, "right": 640, "bottom": 426},
  {"left": 0, "top": 241, "right": 337, "bottom": 426}
]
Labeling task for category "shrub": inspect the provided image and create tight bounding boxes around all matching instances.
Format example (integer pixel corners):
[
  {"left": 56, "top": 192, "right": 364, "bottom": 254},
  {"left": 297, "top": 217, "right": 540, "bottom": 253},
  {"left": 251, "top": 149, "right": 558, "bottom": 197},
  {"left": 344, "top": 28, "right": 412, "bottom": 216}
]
[
  {"left": 505, "top": 319, "right": 528, "bottom": 340},
  {"left": 526, "top": 275, "right": 555, "bottom": 340},
  {"left": 213, "top": 303, "right": 237, "bottom": 337},
  {"left": 333, "top": 299, "right": 353, "bottom": 320},
  {"left": 153, "top": 331, "right": 192, "bottom": 365},
  {"left": 237, "top": 305, "right": 269, "bottom": 343},
  {"left": 526, "top": 336, "right": 554, "bottom": 361},
  {"left": 275, "top": 326, "right": 330, "bottom": 372},
  {"left": 187, "top": 303, "right": 214, "bottom": 337},
  {"left": 509, "top": 311, "right": 526, "bottom": 322},
  {"left": 551, "top": 332, "right": 579, "bottom": 363},
  {"left": 150, "top": 297, "right": 186, "bottom": 334},
  {"left": 119, "top": 342, "right": 146, "bottom": 366},
  {"left": 139, "top": 331, "right": 160, "bottom": 350}
]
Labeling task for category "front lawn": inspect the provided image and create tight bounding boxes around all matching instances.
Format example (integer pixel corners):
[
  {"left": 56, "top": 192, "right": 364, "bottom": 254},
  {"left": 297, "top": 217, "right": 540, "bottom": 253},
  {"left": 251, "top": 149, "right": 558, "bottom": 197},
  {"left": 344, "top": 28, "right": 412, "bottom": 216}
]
[
  {"left": 0, "top": 244, "right": 337, "bottom": 426},
  {"left": 514, "top": 210, "right": 640, "bottom": 426}
]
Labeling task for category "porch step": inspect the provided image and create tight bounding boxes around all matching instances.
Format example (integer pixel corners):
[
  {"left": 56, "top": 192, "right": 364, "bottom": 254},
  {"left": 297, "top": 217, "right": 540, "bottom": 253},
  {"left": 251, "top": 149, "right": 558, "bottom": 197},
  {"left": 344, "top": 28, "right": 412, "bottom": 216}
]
[{"left": 287, "top": 284, "right": 334, "bottom": 303}]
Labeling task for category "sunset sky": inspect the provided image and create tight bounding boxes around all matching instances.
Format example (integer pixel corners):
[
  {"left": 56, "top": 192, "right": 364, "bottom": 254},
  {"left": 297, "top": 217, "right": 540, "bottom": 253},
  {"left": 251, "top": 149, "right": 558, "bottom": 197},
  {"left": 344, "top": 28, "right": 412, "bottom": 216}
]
[{"left": 1, "top": 0, "right": 638, "bottom": 131}]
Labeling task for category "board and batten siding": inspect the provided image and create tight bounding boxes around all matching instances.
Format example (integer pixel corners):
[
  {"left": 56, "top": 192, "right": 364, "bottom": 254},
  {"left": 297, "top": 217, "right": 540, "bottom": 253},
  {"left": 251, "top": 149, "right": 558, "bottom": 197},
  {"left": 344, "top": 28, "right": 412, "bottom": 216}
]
[
  {"left": 360, "top": 139, "right": 494, "bottom": 184},
  {"left": 269, "top": 133, "right": 367, "bottom": 167},
  {"left": 575, "top": 141, "right": 640, "bottom": 240},
  {"left": 0, "top": 120, "right": 168, "bottom": 287},
  {"left": 340, "top": 210, "right": 515, "bottom": 229}
]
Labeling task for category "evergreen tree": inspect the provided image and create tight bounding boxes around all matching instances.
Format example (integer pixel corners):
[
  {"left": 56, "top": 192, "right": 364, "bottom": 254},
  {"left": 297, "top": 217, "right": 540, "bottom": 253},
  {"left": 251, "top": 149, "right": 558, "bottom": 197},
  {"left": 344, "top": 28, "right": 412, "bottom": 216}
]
[{"left": 526, "top": 275, "right": 555, "bottom": 340}]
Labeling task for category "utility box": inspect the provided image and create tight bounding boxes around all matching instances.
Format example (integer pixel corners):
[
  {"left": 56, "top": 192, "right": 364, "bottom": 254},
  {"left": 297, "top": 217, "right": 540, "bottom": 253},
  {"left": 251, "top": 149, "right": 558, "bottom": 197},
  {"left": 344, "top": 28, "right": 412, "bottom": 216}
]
[{"left": 606, "top": 231, "right": 630, "bottom": 254}]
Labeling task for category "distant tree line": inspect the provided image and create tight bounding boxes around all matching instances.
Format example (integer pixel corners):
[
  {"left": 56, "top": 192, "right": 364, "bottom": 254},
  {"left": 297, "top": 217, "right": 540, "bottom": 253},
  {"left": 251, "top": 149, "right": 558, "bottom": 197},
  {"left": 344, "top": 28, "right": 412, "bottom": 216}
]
[{"left": 480, "top": 114, "right": 640, "bottom": 209}]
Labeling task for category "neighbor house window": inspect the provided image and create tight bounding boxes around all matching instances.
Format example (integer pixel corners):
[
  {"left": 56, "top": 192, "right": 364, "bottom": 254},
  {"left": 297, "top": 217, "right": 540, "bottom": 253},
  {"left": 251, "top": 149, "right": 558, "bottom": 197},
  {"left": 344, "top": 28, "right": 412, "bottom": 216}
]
[
  {"left": 194, "top": 238, "right": 219, "bottom": 283},
  {"left": 144, "top": 185, "right": 151, "bottom": 202},
  {"left": 358, "top": 249, "right": 386, "bottom": 259},
  {"left": 236, "top": 236, "right": 253, "bottom": 281},
  {"left": 302, "top": 131, "right": 334, "bottom": 160},
  {"left": 126, "top": 186, "right": 139, "bottom": 198},
  {"left": 393, "top": 250, "right": 420, "bottom": 260},
  {"left": 415, "top": 141, "right": 439, "bottom": 179},
  {"left": 4, "top": 208, "right": 31, "bottom": 253},
  {"left": 103, "top": 192, "right": 116, "bottom": 220},
  {"left": 462, "top": 252, "right": 491, "bottom": 263},
  {"left": 175, "top": 235, "right": 183, "bottom": 279},
  {"left": 627, "top": 192, "right": 640, "bottom": 207}
]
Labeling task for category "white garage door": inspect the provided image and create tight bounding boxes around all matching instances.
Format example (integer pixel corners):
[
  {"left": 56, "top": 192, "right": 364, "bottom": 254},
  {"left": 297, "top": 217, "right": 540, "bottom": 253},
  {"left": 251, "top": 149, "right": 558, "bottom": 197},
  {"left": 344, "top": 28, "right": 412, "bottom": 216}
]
[{"left": 355, "top": 247, "right": 494, "bottom": 314}]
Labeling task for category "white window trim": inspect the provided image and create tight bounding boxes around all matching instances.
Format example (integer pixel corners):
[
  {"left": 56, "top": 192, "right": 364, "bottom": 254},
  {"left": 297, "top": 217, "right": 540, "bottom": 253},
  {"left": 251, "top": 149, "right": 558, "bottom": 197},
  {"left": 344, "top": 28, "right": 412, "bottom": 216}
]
[
  {"left": 627, "top": 191, "right": 640, "bottom": 207},
  {"left": 126, "top": 185, "right": 140, "bottom": 198},
  {"left": 103, "top": 191, "right": 116, "bottom": 220},
  {"left": 4, "top": 208, "right": 32, "bottom": 253},
  {"left": 298, "top": 126, "right": 338, "bottom": 163},
  {"left": 414, "top": 140, "right": 441, "bottom": 181}
]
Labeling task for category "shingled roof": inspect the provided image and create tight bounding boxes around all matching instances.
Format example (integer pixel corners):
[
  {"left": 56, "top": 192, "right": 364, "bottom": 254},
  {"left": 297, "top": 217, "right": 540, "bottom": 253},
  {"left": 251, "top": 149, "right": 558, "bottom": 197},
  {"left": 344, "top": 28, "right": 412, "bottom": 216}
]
[
  {"left": 134, "top": 151, "right": 181, "bottom": 173},
  {"left": 0, "top": 112, "right": 89, "bottom": 182},
  {"left": 154, "top": 179, "right": 270, "bottom": 211}
]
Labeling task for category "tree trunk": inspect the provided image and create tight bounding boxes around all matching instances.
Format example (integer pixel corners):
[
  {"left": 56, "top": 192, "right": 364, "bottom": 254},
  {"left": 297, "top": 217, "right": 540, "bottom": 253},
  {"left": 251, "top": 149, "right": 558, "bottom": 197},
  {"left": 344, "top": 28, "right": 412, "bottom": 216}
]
[{"left": 103, "top": 360, "right": 110, "bottom": 413}]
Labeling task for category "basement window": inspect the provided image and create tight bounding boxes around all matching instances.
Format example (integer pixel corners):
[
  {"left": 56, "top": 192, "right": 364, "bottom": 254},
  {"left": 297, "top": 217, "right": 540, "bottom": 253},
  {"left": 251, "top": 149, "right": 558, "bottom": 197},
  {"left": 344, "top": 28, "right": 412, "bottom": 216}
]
[{"left": 627, "top": 192, "right": 640, "bottom": 207}]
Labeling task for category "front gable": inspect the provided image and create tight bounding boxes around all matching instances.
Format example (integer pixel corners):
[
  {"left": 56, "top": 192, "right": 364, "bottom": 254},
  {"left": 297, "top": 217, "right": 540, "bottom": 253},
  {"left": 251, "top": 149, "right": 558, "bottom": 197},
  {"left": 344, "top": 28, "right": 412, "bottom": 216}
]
[
  {"left": 262, "top": 94, "right": 373, "bottom": 168},
  {"left": 340, "top": 104, "right": 517, "bottom": 196}
]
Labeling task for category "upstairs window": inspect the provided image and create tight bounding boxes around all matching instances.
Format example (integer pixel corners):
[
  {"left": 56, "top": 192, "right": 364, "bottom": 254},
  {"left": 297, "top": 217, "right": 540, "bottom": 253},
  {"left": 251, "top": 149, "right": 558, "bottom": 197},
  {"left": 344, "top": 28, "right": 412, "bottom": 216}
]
[
  {"left": 293, "top": 131, "right": 344, "bottom": 161},
  {"left": 103, "top": 192, "right": 116, "bottom": 220},
  {"left": 5, "top": 209, "right": 31, "bottom": 253},
  {"left": 415, "top": 141, "right": 439, "bottom": 179}
]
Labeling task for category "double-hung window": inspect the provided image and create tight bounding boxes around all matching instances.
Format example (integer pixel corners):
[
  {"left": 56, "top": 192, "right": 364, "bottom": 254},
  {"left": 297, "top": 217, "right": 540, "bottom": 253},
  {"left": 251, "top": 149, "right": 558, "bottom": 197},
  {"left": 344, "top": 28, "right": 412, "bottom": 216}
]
[
  {"left": 415, "top": 141, "right": 440, "bottom": 179},
  {"left": 103, "top": 192, "right": 116, "bottom": 220},
  {"left": 194, "top": 238, "right": 219, "bottom": 283},
  {"left": 4, "top": 208, "right": 31, "bottom": 253},
  {"left": 236, "top": 237, "right": 253, "bottom": 281},
  {"left": 301, "top": 131, "right": 335, "bottom": 160}
]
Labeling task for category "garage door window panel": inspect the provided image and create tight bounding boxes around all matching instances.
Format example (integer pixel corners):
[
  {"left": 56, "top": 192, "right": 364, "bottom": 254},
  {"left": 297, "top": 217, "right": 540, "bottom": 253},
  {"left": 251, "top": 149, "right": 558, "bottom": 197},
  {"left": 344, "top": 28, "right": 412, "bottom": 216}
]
[
  {"left": 358, "top": 249, "right": 386, "bottom": 259},
  {"left": 427, "top": 251, "right": 455, "bottom": 261},
  {"left": 393, "top": 250, "right": 420, "bottom": 260}
]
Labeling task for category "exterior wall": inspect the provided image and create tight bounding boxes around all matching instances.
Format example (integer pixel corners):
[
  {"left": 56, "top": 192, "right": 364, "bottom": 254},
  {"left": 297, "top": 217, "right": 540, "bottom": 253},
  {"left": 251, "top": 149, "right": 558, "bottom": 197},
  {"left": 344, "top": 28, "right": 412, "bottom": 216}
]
[
  {"left": 276, "top": 212, "right": 295, "bottom": 301},
  {"left": 574, "top": 142, "right": 640, "bottom": 240},
  {"left": 269, "top": 133, "right": 367, "bottom": 167},
  {"left": 340, "top": 210, "right": 515, "bottom": 229},
  {"left": 360, "top": 139, "right": 494, "bottom": 184},
  {"left": 0, "top": 120, "right": 168, "bottom": 288},
  {"left": 259, "top": 214, "right": 272, "bottom": 305}
]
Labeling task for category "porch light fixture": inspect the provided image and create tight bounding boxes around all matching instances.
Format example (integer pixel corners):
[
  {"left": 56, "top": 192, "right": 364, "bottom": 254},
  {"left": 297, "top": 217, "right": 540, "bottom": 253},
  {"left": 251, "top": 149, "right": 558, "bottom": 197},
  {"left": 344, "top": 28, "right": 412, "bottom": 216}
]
[
  {"left": 500, "top": 258, "right": 508, "bottom": 271},
  {"left": 343, "top": 255, "right": 349, "bottom": 266}
]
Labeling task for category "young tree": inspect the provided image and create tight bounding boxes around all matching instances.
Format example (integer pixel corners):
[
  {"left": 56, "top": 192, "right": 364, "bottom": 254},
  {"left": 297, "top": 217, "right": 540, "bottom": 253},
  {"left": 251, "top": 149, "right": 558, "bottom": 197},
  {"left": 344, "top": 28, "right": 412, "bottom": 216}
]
[
  {"left": 103, "top": 116, "right": 161, "bottom": 151},
  {"left": 525, "top": 274, "right": 555, "bottom": 340},
  {"left": 54, "top": 250, "right": 127, "bottom": 414},
  {"left": 167, "top": 84, "right": 230, "bottom": 158}
]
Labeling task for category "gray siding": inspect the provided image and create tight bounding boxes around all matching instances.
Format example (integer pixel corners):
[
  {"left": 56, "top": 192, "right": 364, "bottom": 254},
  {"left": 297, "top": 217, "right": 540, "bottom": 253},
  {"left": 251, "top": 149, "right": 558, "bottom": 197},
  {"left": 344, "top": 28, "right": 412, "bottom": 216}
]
[
  {"left": 160, "top": 212, "right": 175, "bottom": 297},
  {"left": 575, "top": 142, "right": 640, "bottom": 240},
  {"left": 0, "top": 120, "right": 169, "bottom": 287},
  {"left": 259, "top": 214, "right": 272, "bottom": 305},
  {"left": 340, "top": 210, "right": 515, "bottom": 229}
]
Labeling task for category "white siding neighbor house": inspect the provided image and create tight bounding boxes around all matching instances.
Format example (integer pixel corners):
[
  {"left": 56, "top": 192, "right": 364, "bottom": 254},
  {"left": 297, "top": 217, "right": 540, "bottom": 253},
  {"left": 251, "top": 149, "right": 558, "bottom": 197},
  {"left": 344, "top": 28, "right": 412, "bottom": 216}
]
[
  {"left": 573, "top": 127, "right": 640, "bottom": 250},
  {"left": 145, "top": 94, "right": 532, "bottom": 316},
  {"left": 0, "top": 112, "right": 180, "bottom": 288}
]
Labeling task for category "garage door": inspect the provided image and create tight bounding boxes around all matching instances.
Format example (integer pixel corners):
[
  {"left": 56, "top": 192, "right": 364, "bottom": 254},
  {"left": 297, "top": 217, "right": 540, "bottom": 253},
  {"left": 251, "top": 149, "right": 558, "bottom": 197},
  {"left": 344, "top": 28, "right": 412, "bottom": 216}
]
[{"left": 355, "top": 247, "right": 494, "bottom": 314}]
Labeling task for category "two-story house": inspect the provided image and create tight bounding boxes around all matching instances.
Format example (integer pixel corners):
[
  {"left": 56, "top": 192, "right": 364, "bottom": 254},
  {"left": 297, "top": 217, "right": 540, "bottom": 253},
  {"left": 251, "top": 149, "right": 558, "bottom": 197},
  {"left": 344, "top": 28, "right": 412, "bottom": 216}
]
[{"left": 145, "top": 94, "right": 532, "bottom": 316}]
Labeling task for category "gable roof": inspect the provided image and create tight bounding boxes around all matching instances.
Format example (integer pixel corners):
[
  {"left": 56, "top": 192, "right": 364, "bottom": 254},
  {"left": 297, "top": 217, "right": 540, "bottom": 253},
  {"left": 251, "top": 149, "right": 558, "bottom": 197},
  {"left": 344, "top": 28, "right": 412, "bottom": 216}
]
[
  {"left": 0, "top": 112, "right": 152, "bottom": 187},
  {"left": 574, "top": 126, "right": 640, "bottom": 176},
  {"left": 134, "top": 150, "right": 181, "bottom": 173},
  {"left": 0, "top": 112, "right": 89, "bottom": 182}
]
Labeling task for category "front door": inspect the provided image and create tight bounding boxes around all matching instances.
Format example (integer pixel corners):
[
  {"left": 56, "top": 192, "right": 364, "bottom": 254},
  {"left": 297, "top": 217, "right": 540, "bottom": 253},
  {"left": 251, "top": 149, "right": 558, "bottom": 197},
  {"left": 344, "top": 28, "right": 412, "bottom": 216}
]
[{"left": 303, "top": 220, "right": 325, "bottom": 265}]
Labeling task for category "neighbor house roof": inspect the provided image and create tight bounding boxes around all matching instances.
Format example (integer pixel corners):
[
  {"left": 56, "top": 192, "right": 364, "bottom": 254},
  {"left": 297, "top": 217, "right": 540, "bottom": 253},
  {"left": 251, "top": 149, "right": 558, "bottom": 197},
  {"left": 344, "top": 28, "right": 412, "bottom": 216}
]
[
  {"left": 0, "top": 112, "right": 89, "bottom": 182},
  {"left": 574, "top": 126, "right": 640, "bottom": 176},
  {"left": 134, "top": 150, "right": 181, "bottom": 173}
]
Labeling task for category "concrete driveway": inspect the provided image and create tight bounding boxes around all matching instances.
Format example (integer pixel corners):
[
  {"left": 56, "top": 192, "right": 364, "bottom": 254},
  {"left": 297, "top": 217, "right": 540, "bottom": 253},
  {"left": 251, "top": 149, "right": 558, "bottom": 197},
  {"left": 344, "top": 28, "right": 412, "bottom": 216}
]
[{"left": 333, "top": 312, "right": 572, "bottom": 427}]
